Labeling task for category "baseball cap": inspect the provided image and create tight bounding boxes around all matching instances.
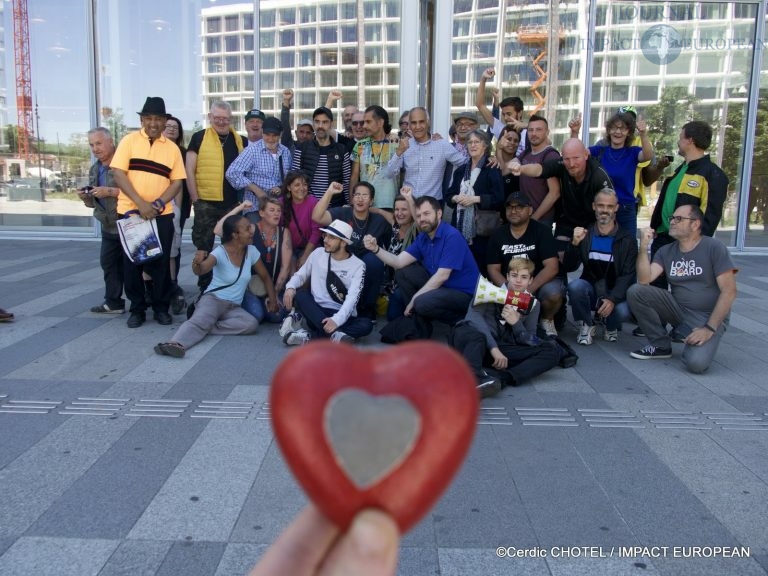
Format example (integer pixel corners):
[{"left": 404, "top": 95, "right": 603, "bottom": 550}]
[
  {"left": 262, "top": 117, "right": 283, "bottom": 135},
  {"left": 296, "top": 119, "right": 314, "bottom": 128},
  {"left": 453, "top": 111, "right": 479, "bottom": 124},
  {"left": 245, "top": 109, "right": 266, "bottom": 122},
  {"left": 617, "top": 105, "right": 637, "bottom": 118},
  {"left": 319, "top": 219, "right": 353, "bottom": 244},
  {"left": 505, "top": 191, "right": 532, "bottom": 207}
]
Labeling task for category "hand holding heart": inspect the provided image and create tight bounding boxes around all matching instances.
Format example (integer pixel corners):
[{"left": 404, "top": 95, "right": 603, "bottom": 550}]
[{"left": 270, "top": 341, "right": 478, "bottom": 533}]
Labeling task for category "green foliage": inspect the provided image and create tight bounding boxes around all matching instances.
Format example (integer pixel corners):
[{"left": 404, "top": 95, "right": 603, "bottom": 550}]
[
  {"left": 643, "top": 87, "right": 702, "bottom": 155},
  {"left": 101, "top": 107, "right": 128, "bottom": 143}
]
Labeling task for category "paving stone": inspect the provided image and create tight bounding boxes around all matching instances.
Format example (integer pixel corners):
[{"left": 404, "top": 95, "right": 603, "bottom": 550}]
[
  {"left": 96, "top": 540, "right": 172, "bottom": 576},
  {"left": 0, "top": 536, "right": 118, "bottom": 576},
  {"left": 154, "top": 541, "right": 225, "bottom": 576}
]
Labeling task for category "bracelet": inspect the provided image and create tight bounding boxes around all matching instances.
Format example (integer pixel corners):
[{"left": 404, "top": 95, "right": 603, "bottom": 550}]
[
  {"left": 152, "top": 198, "right": 166, "bottom": 211},
  {"left": 374, "top": 246, "right": 380, "bottom": 255},
  {"left": 703, "top": 323, "right": 716, "bottom": 333}
]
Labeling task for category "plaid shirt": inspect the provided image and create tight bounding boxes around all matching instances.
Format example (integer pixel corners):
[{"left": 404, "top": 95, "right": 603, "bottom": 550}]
[{"left": 225, "top": 140, "right": 292, "bottom": 213}]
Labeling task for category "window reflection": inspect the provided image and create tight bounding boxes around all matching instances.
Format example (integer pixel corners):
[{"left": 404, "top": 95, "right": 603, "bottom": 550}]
[{"left": 0, "top": 0, "right": 762, "bottom": 247}]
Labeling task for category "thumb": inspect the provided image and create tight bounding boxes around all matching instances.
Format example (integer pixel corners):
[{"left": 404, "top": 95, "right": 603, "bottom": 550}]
[{"left": 320, "top": 509, "right": 399, "bottom": 576}]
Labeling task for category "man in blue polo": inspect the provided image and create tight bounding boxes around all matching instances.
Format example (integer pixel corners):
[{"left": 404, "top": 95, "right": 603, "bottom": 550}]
[{"left": 363, "top": 196, "right": 479, "bottom": 338}]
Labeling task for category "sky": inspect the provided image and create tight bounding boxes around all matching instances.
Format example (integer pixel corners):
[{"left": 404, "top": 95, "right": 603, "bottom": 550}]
[{"left": 2, "top": 0, "right": 249, "bottom": 143}]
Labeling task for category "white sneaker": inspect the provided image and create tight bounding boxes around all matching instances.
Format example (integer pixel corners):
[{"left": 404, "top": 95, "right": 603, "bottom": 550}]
[
  {"left": 284, "top": 329, "right": 311, "bottom": 346},
  {"left": 330, "top": 331, "right": 354, "bottom": 344},
  {"left": 541, "top": 319, "right": 558, "bottom": 337},
  {"left": 576, "top": 321, "right": 596, "bottom": 345},
  {"left": 279, "top": 311, "right": 303, "bottom": 339},
  {"left": 603, "top": 329, "right": 619, "bottom": 342}
]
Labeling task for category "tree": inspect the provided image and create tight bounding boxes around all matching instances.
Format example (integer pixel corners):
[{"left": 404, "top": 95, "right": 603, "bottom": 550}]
[
  {"left": 101, "top": 107, "right": 128, "bottom": 143},
  {"left": 643, "top": 87, "right": 701, "bottom": 156},
  {"left": 723, "top": 95, "right": 768, "bottom": 223}
]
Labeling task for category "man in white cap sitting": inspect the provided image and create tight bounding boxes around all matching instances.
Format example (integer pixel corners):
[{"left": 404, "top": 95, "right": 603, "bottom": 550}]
[{"left": 281, "top": 219, "right": 373, "bottom": 345}]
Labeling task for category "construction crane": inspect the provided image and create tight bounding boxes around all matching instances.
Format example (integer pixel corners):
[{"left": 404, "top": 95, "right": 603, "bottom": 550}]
[
  {"left": 12, "top": 0, "right": 33, "bottom": 161},
  {"left": 517, "top": 24, "right": 565, "bottom": 116}
]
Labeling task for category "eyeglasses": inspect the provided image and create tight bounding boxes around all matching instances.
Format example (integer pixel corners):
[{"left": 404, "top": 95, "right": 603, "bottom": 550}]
[
  {"left": 399, "top": 121, "right": 409, "bottom": 126},
  {"left": 351, "top": 121, "right": 364, "bottom": 126},
  {"left": 211, "top": 116, "right": 231, "bottom": 123},
  {"left": 352, "top": 192, "right": 371, "bottom": 198},
  {"left": 609, "top": 126, "right": 629, "bottom": 133},
  {"left": 668, "top": 215, "right": 697, "bottom": 224},
  {"left": 164, "top": 125, "right": 179, "bottom": 131}
]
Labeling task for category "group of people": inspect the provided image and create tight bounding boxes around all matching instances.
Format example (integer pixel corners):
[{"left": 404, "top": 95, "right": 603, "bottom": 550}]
[{"left": 78, "top": 79, "right": 737, "bottom": 396}]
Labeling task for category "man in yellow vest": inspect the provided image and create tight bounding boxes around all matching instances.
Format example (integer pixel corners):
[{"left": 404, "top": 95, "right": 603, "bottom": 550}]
[{"left": 186, "top": 101, "right": 248, "bottom": 290}]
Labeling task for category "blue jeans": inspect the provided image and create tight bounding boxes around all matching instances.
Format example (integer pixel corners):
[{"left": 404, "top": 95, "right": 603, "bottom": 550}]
[
  {"left": 294, "top": 289, "right": 374, "bottom": 339},
  {"left": 567, "top": 279, "right": 630, "bottom": 331},
  {"left": 616, "top": 203, "right": 638, "bottom": 241},
  {"left": 358, "top": 252, "right": 385, "bottom": 320},
  {"left": 241, "top": 290, "right": 287, "bottom": 324}
]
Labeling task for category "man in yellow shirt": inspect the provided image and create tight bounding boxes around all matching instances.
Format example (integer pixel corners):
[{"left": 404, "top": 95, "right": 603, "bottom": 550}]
[{"left": 111, "top": 97, "right": 186, "bottom": 328}]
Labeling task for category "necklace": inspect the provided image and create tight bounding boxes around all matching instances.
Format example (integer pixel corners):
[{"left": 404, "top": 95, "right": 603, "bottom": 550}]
[
  {"left": 258, "top": 222, "right": 277, "bottom": 264},
  {"left": 219, "top": 132, "right": 230, "bottom": 148},
  {"left": 352, "top": 212, "right": 369, "bottom": 233}
]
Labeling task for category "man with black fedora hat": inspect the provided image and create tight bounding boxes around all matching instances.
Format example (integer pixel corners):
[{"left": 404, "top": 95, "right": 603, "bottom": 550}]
[
  {"left": 110, "top": 96, "right": 186, "bottom": 328},
  {"left": 226, "top": 116, "right": 292, "bottom": 223}
]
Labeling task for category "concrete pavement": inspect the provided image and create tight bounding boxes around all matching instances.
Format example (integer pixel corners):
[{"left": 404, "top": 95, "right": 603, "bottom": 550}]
[{"left": 0, "top": 238, "right": 767, "bottom": 575}]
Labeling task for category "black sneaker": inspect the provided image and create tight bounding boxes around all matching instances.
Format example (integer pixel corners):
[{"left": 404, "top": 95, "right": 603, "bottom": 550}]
[
  {"left": 632, "top": 326, "right": 645, "bottom": 337},
  {"left": 154, "top": 311, "right": 173, "bottom": 325},
  {"left": 476, "top": 372, "right": 502, "bottom": 399},
  {"left": 630, "top": 345, "right": 672, "bottom": 360},
  {"left": 127, "top": 312, "right": 146, "bottom": 328},
  {"left": 90, "top": 303, "right": 125, "bottom": 315},
  {"left": 171, "top": 292, "right": 186, "bottom": 315}
]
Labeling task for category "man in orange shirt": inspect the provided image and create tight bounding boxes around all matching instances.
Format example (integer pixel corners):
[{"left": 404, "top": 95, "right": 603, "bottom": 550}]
[{"left": 111, "top": 97, "right": 186, "bottom": 328}]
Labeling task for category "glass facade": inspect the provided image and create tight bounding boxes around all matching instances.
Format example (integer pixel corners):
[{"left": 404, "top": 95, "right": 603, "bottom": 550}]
[{"left": 0, "top": 0, "right": 766, "bottom": 250}]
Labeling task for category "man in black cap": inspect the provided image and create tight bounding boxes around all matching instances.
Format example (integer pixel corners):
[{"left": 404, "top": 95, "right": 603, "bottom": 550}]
[
  {"left": 110, "top": 97, "right": 186, "bottom": 328},
  {"left": 244, "top": 108, "right": 266, "bottom": 145},
  {"left": 291, "top": 106, "right": 350, "bottom": 208},
  {"left": 486, "top": 191, "right": 564, "bottom": 337},
  {"left": 186, "top": 101, "right": 248, "bottom": 290},
  {"left": 226, "top": 117, "right": 292, "bottom": 223}
]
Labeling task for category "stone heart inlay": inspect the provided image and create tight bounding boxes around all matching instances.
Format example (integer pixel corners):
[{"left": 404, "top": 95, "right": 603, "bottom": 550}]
[{"left": 324, "top": 389, "right": 421, "bottom": 489}]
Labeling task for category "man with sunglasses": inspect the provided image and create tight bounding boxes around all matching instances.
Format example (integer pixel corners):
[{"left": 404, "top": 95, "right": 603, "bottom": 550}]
[{"left": 627, "top": 205, "right": 736, "bottom": 373}]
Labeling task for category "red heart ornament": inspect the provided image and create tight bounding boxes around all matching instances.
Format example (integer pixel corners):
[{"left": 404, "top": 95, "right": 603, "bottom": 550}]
[{"left": 270, "top": 340, "right": 479, "bottom": 533}]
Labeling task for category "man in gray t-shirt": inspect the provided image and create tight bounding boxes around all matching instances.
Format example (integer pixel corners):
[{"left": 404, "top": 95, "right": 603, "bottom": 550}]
[{"left": 627, "top": 204, "right": 737, "bottom": 373}]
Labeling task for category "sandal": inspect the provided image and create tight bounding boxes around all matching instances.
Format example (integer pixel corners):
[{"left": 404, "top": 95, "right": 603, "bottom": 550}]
[{"left": 154, "top": 342, "right": 185, "bottom": 358}]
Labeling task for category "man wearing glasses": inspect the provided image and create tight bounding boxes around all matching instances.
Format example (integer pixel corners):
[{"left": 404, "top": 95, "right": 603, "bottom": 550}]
[
  {"left": 627, "top": 204, "right": 737, "bottom": 372},
  {"left": 186, "top": 101, "right": 248, "bottom": 290},
  {"left": 312, "top": 181, "right": 390, "bottom": 321}
]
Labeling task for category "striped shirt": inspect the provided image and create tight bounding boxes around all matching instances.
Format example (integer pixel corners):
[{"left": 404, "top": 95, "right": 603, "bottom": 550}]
[{"left": 110, "top": 129, "right": 185, "bottom": 216}]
